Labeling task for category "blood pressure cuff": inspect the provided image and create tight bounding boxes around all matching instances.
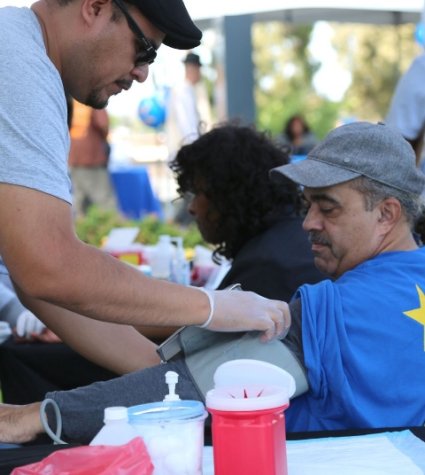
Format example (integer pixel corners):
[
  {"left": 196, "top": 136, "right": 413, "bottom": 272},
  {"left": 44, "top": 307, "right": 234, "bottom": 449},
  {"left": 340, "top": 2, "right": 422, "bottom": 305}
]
[{"left": 157, "top": 324, "right": 308, "bottom": 399}]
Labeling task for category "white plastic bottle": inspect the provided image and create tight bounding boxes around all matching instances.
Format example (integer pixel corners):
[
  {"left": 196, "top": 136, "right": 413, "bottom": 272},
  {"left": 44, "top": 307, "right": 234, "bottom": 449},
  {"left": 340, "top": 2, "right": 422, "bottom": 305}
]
[
  {"left": 89, "top": 406, "right": 139, "bottom": 446},
  {"left": 150, "top": 235, "right": 175, "bottom": 280}
]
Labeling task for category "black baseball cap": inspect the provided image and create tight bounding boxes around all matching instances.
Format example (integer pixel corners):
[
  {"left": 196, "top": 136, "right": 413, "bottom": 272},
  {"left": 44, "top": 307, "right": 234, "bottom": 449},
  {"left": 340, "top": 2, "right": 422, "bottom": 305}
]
[
  {"left": 127, "top": 0, "right": 202, "bottom": 49},
  {"left": 183, "top": 52, "right": 202, "bottom": 66}
]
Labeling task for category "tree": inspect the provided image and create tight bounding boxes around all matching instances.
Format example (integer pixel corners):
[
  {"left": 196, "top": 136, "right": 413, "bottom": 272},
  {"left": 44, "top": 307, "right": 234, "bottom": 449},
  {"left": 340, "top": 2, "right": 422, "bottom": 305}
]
[
  {"left": 330, "top": 23, "right": 419, "bottom": 121},
  {"left": 252, "top": 20, "right": 421, "bottom": 139},
  {"left": 253, "top": 22, "right": 340, "bottom": 139}
]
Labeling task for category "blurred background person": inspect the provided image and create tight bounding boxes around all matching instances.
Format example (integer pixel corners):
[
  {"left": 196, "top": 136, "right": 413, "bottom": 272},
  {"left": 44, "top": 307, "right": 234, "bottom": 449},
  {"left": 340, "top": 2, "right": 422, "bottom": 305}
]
[
  {"left": 278, "top": 114, "right": 318, "bottom": 156},
  {"left": 165, "top": 52, "right": 213, "bottom": 224},
  {"left": 386, "top": 53, "right": 425, "bottom": 167},
  {"left": 69, "top": 100, "right": 117, "bottom": 217},
  {"left": 165, "top": 52, "right": 213, "bottom": 159},
  {"left": 0, "top": 261, "right": 45, "bottom": 340}
]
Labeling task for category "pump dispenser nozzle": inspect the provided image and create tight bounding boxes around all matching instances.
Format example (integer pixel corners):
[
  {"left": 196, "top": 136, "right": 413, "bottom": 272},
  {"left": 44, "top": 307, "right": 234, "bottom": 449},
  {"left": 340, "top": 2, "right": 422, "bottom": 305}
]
[{"left": 164, "top": 371, "right": 180, "bottom": 401}]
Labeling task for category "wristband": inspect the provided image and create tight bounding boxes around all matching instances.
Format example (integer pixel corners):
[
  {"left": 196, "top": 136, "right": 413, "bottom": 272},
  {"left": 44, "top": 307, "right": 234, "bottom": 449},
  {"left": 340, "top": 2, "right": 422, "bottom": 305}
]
[{"left": 197, "top": 287, "right": 214, "bottom": 328}]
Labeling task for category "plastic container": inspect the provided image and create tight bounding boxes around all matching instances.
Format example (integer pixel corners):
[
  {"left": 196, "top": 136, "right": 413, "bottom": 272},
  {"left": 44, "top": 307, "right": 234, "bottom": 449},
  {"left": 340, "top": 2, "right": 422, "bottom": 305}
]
[
  {"left": 150, "top": 235, "right": 175, "bottom": 280},
  {"left": 128, "top": 372, "right": 207, "bottom": 475},
  {"left": 89, "top": 406, "right": 139, "bottom": 446},
  {"left": 206, "top": 359, "right": 296, "bottom": 475},
  {"left": 170, "top": 237, "right": 190, "bottom": 285},
  {"left": 190, "top": 245, "right": 216, "bottom": 287}
]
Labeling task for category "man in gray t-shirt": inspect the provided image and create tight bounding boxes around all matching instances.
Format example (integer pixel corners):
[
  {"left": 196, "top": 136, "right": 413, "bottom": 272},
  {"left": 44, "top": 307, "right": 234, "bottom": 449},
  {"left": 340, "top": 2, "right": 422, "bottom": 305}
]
[{"left": 0, "top": 0, "right": 289, "bottom": 406}]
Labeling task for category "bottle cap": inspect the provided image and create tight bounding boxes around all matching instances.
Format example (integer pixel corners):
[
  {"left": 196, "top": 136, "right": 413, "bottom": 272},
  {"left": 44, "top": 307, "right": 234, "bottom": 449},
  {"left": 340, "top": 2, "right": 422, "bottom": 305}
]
[
  {"left": 104, "top": 406, "right": 129, "bottom": 422},
  {"left": 206, "top": 359, "right": 296, "bottom": 411}
]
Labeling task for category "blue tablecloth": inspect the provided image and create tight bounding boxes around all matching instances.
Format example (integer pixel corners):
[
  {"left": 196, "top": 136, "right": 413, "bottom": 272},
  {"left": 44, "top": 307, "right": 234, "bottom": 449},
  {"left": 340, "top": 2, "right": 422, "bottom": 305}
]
[{"left": 110, "top": 166, "right": 163, "bottom": 220}]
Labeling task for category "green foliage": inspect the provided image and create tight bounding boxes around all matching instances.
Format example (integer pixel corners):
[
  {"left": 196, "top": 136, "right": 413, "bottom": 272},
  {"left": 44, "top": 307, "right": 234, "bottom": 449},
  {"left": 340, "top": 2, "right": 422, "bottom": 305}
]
[
  {"left": 253, "top": 22, "right": 339, "bottom": 139},
  {"left": 331, "top": 23, "right": 419, "bottom": 121},
  {"left": 252, "top": 20, "right": 420, "bottom": 140},
  {"left": 75, "top": 206, "right": 205, "bottom": 249}
]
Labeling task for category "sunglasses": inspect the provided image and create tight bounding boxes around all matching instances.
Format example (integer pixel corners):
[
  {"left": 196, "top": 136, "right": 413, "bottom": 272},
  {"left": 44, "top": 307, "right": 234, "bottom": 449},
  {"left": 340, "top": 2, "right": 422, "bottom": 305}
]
[{"left": 112, "top": 0, "right": 157, "bottom": 65}]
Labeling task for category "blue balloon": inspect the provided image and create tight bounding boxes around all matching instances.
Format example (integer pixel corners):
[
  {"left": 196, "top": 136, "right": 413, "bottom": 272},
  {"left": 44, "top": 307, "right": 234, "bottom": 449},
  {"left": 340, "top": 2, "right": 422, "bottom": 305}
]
[
  {"left": 415, "top": 23, "right": 425, "bottom": 47},
  {"left": 138, "top": 93, "right": 167, "bottom": 129}
]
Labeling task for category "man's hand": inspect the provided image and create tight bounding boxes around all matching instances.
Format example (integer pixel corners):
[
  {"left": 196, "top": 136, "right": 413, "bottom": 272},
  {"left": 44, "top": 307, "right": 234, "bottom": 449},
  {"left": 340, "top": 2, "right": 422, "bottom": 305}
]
[
  {"left": 0, "top": 403, "right": 43, "bottom": 443},
  {"left": 203, "top": 290, "right": 291, "bottom": 341}
]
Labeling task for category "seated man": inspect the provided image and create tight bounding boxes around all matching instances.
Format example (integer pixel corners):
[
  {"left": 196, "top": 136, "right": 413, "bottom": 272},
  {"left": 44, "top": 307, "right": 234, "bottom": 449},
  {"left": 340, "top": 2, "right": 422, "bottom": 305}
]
[{"left": 1, "top": 121, "right": 425, "bottom": 444}]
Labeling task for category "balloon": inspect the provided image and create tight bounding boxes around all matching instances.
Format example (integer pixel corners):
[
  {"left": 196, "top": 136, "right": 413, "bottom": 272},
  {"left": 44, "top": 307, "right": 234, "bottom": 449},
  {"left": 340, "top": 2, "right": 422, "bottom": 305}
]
[
  {"left": 415, "top": 23, "right": 425, "bottom": 47},
  {"left": 138, "top": 91, "right": 168, "bottom": 129}
]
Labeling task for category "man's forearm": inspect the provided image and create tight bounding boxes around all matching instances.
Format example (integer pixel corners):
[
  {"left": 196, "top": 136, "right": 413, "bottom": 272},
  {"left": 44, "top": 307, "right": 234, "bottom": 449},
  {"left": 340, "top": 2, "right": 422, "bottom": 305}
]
[
  {"left": 17, "top": 292, "right": 161, "bottom": 374},
  {"left": 0, "top": 403, "right": 43, "bottom": 443},
  {"left": 0, "top": 185, "right": 287, "bottom": 339}
]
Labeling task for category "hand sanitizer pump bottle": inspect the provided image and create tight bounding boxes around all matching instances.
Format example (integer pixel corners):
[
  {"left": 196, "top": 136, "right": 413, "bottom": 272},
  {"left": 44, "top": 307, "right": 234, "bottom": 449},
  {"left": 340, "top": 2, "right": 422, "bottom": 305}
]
[{"left": 128, "top": 371, "right": 207, "bottom": 475}]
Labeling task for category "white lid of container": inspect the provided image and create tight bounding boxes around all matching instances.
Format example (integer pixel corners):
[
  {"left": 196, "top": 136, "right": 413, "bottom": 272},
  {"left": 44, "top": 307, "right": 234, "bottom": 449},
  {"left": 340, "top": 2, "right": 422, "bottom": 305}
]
[{"left": 206, "top": 359, "right": 296, "bottom": 411}]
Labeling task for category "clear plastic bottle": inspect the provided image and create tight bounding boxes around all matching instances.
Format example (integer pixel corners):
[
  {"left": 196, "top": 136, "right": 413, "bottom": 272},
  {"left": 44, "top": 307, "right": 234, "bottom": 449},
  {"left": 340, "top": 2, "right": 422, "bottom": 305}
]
[
  {"left": 171, "top": 237, "right": 190, "bottom": 285},
  {"left": 89, "top": 406, "right": 139, "bottom": 446},
  {"left": 150, "top": 235, "right": 175, "bottom": 280}
]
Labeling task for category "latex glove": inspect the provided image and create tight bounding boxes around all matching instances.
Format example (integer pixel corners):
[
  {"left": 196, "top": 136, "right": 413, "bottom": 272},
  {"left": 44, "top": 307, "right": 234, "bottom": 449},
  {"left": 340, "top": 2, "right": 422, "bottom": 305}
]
[
  {"left": 198, "top": 288, "right": 291, "bottom": 342},
  {"left": 15, "top": 310, "right": 46, "bottom": 339}
]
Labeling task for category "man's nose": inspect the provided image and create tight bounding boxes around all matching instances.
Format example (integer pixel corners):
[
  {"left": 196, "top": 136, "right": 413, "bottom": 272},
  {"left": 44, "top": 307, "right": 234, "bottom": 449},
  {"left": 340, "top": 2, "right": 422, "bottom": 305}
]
[
  {"left": 303, "top": 206, "right": 322, "bottom": 232},
  {"left": 132, "top": 63, "right": 150, "bottom": 83}
]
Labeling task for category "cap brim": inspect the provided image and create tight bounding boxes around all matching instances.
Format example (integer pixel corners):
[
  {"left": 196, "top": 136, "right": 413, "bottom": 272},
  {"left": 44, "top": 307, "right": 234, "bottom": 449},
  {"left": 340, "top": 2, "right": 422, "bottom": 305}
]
[
  {"left": 270, "top": 158, "right": 361, "bottom": 188},
  {"left": 132, "top": 0, "right": 202, "bottom": 49}
]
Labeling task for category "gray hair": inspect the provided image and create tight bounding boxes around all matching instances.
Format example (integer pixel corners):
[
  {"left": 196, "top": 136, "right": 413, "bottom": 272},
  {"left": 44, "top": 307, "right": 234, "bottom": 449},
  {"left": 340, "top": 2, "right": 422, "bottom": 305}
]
[{"left": 349, "top": 176, "right": 423, "bottom": 229}]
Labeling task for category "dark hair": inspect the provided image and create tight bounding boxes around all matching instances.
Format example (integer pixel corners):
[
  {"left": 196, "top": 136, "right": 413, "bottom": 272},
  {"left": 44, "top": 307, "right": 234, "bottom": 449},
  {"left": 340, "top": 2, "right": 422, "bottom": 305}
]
[
  {"left": 170, "top": 122, "right": 301, "bottom": 260},
  {"left": 283, "top": 115, "right": 310, "bottom": 141}
]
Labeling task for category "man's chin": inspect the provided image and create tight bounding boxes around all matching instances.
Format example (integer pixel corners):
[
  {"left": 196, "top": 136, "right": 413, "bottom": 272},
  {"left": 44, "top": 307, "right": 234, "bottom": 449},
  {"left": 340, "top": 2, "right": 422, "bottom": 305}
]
[
  {"left": 313, "top": 257, "right": 334, "bottom": 277},
  {"left": 84, "top": 91, "right": 109, "bottom": 110}
]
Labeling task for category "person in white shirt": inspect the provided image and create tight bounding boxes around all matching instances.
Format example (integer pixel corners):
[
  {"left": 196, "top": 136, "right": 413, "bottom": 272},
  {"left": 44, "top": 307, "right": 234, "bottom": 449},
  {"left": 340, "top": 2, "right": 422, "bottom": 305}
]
[
  {"left": 165, "top": 52, "right": 212, "bottom": 158},
  {"left": 166, "top": 52, "right": 213, "bottom": 224},
  {"left": 386, "top": 53, "right": 425, "bottom": 165}
]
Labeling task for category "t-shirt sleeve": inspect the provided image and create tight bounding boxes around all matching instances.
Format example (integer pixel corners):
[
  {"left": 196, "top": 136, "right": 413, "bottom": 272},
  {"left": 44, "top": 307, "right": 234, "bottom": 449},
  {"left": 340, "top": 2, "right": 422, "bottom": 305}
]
[{"left": 0, "top": 13, "right": 72, "bottom": 203}]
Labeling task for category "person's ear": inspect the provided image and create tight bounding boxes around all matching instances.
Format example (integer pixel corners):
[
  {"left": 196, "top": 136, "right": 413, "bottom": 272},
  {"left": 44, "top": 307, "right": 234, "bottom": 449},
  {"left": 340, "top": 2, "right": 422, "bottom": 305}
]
[
  {"left": 80, "top": 0, "right": 110, "bottom": 25},
  {"left": 377, "top": 197, "right": 402, "bottom": 231}
]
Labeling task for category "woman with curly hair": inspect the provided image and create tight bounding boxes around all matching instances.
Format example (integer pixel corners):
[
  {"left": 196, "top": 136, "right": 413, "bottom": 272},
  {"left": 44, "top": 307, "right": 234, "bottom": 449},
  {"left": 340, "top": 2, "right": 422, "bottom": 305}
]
[{"left": 170, "top": 122, "right": 323, "bottom": 302}]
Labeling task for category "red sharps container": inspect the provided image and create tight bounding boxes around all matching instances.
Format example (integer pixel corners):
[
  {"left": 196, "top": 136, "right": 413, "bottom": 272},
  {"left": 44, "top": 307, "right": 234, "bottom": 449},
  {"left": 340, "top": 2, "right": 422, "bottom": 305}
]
[{"left": 205, "top": 359, "right": 296, "bottom": 475}]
